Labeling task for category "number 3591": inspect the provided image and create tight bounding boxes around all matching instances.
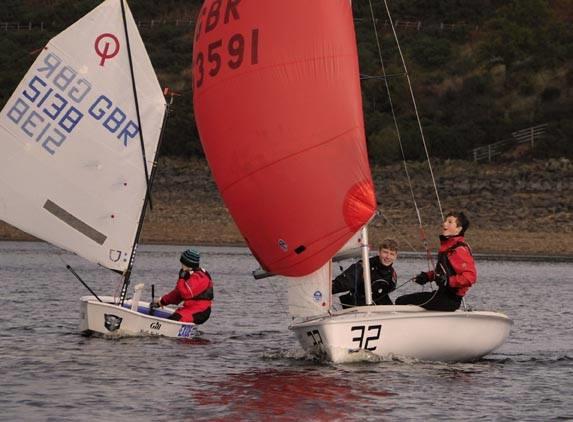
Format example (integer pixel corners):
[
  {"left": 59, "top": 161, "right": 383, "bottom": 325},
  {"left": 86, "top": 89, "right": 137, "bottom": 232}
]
[{"left": 195, "top": 29, "right": 259, "bottom": 88}]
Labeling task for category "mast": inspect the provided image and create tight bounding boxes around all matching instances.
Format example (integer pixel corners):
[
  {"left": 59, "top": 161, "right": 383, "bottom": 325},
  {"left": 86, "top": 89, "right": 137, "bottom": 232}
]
[
  {"left": 360, "top": 226, "right": 373, "bottom": 305},
  {"left": 119, "top": 100, "right": 170, "bottom": 305},
  {"left": 118, "top": 0, "right": 167, "bottom": 304},
  {"left": 119, "top": 115, "right": 167, "bottom": 304},
  {"left": 120, "top": 0, "right": 153, "bottom": 201}
]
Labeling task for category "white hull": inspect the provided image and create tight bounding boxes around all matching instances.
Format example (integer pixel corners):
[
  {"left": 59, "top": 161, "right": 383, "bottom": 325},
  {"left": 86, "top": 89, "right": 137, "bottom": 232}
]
[
  {"left": 290, "top": 305, "right": 512, "bottom": 363},
  {"left": 79, "top": 296, "right": 197, "bottom": 338}
]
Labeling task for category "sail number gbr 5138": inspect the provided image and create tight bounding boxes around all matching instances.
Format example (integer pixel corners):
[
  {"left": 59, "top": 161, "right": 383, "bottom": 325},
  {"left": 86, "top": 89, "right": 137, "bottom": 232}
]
[{"left": 194, "top": 0, "right": 259, "bottom": 89}]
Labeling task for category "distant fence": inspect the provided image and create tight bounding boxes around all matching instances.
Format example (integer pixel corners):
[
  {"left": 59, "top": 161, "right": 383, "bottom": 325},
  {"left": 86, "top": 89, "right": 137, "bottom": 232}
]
[
  {"left": 0, "top": 18, "right": 478, "bottom": 33},
  {"left": 356, "top": 19, "right": 480, "bottom": 32},
  {"left": 0, "top": 19, "right": 196, "bottom": 32},
  {"left": 471, "top": 124, "right": 549, "bottom": 162},
  {"left": 0, "top": 22, "right": 45, "bottom": 31},
  {"left": 135, "top": 19, "right": 196, "bottom": 30}
]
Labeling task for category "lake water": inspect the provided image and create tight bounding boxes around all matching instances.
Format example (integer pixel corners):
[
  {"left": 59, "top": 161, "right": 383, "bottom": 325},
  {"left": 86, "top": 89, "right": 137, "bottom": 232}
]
[{"left": 0, "top": 241, "right": 571, "bottom": 421}]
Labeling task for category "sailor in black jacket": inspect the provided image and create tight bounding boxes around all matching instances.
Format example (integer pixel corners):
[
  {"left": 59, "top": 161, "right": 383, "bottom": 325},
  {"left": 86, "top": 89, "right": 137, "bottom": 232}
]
[{"left": 332, "top": 239, "right": 398, "bottom": 307}]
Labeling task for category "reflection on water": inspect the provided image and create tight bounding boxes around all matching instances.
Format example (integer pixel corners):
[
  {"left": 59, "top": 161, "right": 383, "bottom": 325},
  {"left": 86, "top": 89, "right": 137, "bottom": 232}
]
[
  {"left": 192, "top": 368, "right": 394, "bottom": 420},
  {"left": 0, "top": 242, "right": 571, "bottom": 421}
]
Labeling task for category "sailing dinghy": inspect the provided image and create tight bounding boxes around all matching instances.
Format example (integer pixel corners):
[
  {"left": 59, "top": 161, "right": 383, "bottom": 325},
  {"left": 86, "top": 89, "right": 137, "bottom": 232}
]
[
  {"left": 192, "top": 0, "right": 511, "bottom": 362},
  {"left": 0, "top": 0, "right": 197, "bottom": 338}
]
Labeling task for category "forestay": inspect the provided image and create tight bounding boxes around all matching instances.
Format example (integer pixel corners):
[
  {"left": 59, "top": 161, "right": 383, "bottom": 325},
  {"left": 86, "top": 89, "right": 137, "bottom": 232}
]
[
  {"left": 193, "top": 0, "right": 376, "bottom": 277},
  {"left": 0, "top": 0, "right": 166, "bottom": 272}
]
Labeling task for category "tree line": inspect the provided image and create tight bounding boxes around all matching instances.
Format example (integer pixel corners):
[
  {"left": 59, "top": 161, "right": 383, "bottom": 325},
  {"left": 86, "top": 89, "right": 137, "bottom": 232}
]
[{"left": 0, "top": 0, "right": 571, "bottom": 162}]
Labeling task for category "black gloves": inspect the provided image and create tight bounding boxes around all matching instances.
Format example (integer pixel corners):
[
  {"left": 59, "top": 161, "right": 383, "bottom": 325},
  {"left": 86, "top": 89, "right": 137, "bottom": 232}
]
[
  {"left": 435, "top": 273, "right": 448, "bottom": 287},
  {"left": 179, "top": 269, "right": 191, "bottom": 280},
  {"left": 414, "top": 272, "right": 429, "bottom": 285},
  {"left": 415, "top": 271, "right": 448, "bottom": 287}
]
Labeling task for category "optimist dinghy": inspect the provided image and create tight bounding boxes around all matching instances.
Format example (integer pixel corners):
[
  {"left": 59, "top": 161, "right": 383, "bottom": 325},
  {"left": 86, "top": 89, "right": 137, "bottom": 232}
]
[{"left": 0, "top": 0, "right": 197, "bottom": 338}]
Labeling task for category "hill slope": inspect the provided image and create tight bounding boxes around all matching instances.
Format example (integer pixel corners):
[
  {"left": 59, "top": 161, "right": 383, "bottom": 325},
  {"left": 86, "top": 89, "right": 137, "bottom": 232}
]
[
  {"left": 1, "top": 158, "right": 570, "bottom": 256},
  {"left": 0, "top": 0, "right": 571, "bottom": 159}
]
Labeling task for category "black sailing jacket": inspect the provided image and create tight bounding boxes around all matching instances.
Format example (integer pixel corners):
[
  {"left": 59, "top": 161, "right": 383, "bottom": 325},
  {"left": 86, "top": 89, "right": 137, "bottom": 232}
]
[{"left": 332, "top": 256, "right": 397, "bottom": 307}]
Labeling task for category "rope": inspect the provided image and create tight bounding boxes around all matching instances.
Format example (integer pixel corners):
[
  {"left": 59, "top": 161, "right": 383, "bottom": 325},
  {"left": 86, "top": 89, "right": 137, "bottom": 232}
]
[
  {"left": 366, "top": 0, "right": 443, "bottom": 270},
  {"left": 366, "top": 1, "right": 420, "bottom": 223},
  {"left": 377, "top": 0, "right": 444, "bottom": 221},
  {"left": 391, "top": 276, "right": 415, "bottom": 294},
  {"left": 267, "top": 276, "right": 290, "bottom": 316},
  {"left": 333, "top": 276, "right": 415, "bottom": 308},
  {"left": 377, "top": 209, "right": 416, "bottom": 252},
  {"left": 416, "top": 287, "right": 440, "bottom": 307}
]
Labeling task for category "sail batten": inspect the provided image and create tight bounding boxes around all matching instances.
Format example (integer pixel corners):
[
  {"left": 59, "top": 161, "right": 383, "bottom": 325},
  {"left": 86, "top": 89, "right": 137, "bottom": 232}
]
[
  {"left": 193, "top": 0, "right": 375, "bottom": 277},
  {"left": 0, "top": 0, "right": 165, "bottom": 271}
]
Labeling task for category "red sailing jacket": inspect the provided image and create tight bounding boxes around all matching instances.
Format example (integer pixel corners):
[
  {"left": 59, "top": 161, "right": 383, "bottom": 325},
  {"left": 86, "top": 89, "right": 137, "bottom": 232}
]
[
  {"left": 160, "top": 270, "right": 213, "bottom": 322},
  {"left": 428, "top": 235, "right": 477, "bottom": 297}
]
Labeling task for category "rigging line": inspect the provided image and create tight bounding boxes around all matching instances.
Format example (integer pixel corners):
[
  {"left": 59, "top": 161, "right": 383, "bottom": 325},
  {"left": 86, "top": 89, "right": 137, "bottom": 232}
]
[
  {"left": 379, "top": 0, "right": 444, "bottom": 221},
  {"left": 367, "top": 0, "right": 434, "bottom": 269},
  {"left": 377, "top": 210, "right": 417, "bottom": 252},
  {"left": 416, "top": 287, "right": 440, "bottom": 307},
  {"left": 267, "top": 277, "right": 289, "bottom": 315},
  {"left": 374, "top": 276, "right": 415, "bottom": 303},
  {"left": 366, "top": 1, "right": 417, "bottom": 219}
]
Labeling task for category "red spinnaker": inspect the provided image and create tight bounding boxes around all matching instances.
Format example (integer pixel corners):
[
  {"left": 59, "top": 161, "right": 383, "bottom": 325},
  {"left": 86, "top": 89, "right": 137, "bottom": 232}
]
[{"left": 193, "top": 0, "right": 376, "bottom": 276}]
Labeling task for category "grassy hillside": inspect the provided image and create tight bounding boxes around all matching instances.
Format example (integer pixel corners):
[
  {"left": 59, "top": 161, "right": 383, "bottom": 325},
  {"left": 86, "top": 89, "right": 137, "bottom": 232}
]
[
  {"left": 0, "top": 0, "right": 571, "bottom": 161},
  {"left": 355, "top": 0, "right": 573, "bottom": 161}
]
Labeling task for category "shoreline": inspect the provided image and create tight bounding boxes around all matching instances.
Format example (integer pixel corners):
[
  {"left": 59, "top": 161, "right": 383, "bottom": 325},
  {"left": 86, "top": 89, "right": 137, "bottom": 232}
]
[
  {"left": 1, "top": 232, "right": 572, "bottom": 262},
  {"left": 1, "top": 157, "right": 571, "bottom": 258}
]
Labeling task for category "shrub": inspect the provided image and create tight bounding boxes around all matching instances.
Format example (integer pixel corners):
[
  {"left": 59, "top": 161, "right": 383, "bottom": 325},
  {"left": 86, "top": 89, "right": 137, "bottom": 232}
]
[
  {"left": 541, "top": 87, "right": 561, "bottom": 102},
  {"left": 409, "top": 35, "right": 452, "bottom": 68}
]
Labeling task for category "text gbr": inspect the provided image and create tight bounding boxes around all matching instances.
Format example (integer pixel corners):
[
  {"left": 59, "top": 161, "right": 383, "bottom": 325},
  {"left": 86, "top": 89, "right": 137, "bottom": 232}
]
[
  {"left": 194, "top": 0, "right": 259, "bottom": 88},
  {"left": 6, "top": 52, "right": 139, "bottom": 155}
]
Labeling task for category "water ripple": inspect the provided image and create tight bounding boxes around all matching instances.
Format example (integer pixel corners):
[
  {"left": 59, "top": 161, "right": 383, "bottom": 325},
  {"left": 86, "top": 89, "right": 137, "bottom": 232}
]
[{"left": 1, "top": 243, "right": 572, "bottom": 421}]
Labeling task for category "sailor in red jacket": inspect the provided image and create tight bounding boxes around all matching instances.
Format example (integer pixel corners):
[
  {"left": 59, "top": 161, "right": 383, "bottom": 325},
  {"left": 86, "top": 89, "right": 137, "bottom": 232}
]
[
  {"left": 396, "top": 211, "right": 477, "bottom": 311},
  {"left": 152, "top": 249, "right": 213, "bottom": 324}
]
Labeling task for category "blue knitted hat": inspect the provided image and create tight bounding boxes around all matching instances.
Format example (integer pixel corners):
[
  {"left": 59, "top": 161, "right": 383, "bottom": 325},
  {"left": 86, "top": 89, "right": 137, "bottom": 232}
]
[{"left": 180, "top": 249, "right": 200, "bottom": 267}]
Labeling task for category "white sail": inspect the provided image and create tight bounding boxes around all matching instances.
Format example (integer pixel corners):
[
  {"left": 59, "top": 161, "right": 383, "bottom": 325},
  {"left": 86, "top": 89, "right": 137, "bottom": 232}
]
[
  {"left": 333, "top": 227, "right": 364, "bottom": 260},
  {"left": 287, "top": 261, "right": 332, "bottom": 320},
  {"left": 287, "top": 226, "right": 368, "bottom": 319},
  {"left": 0, "top": 0, "right": 166, "bottom": 271}
]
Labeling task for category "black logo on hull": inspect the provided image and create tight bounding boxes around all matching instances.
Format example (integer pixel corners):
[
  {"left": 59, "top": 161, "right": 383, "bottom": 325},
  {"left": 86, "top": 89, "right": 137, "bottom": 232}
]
[{"left": 104, "top": 314, "right": 123, "bottom": 332}]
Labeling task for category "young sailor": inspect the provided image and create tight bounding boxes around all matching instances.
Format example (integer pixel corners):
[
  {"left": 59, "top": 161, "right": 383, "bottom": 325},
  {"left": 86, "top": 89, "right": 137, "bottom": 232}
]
[
  {"left": 152, "top": 249, "right": 213, "bottom": 324},
  {"left": 332, "top": 238, "right": 398, "bottom": 307},
  {"left": 396, "top": 211, "right": 476, "bottom": 311}
]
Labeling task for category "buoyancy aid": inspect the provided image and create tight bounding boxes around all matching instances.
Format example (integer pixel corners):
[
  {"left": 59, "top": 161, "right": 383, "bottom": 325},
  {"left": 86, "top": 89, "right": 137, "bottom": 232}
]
[
  {"left": 160, "top": 269, "right": 214, "bottom": 323},
  {"left": 434, "top": 236, "right": 476, "bottom": 297},
  {"left": 183, "top": 270, "right": 214, "bottom": 300}
]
